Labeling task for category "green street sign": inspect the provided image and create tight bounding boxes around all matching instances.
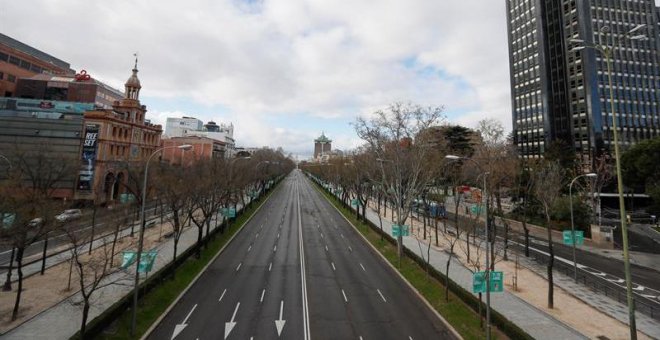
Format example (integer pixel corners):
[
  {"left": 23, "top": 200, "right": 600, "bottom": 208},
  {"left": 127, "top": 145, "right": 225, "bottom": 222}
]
[
  {"left": 562, "top": 230, "right": 584, "bottom": 245},
  {"left": 351, "top": 199, "right": 359, "bottom": 206},
  {"left": 221, "top": 208, "right": 237, "bottom": 218},
  {"left": 470, "top": 204, "right": 482, "bottom": 214},
  {"left": 472, "top": 271, "right": 504, "bottom": 293},
  {"left": 138, "top": 250, "right": 158, "bottom": 273},
  {"left": 391, "top": 224, "right": 410, "bottom": 237},
  {"left": 1, "top": 212, "right": 16, "bottom": 228},
  {"left": 121, "top": 251, "right": 137, "bottom": 269},
  {"left": 119, "top": 193, "right": 136, "bottom": 203}
]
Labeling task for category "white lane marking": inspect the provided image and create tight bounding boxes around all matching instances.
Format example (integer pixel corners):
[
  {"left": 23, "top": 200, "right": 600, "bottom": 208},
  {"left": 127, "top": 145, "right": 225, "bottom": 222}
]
[
  {"left": 236, "top": 263, "right": 242, "bottom": 271},
  {"left": 331, "top": 262, "right": 336, "bottom": 271},
  {"left": 219, "top": 289, "right": 227, "bottom": 302},
  {"left": 171, "top": 304, "right": 197, "bottom": 340},
  {"left": 260, "top": 289, "right": 266, "bottom": 303},
  {"left": 325, "top": 245, "right": 329, "bottom": 252},
  {"left": 341, "top": 289, "right": 348, "bottom": 302},
  {"left": 247, "top": 245, "right": 252, "bottom": 252},
  {"left": 360, "top": 263, "right": 366, "bottom": 272},
  {"left": 269, "top": 262, "right": 273, "bottom": 271},
  {"left": 274, "top": 245, "right": 277, "bottom": 252},
  {"left": 320, "top": 233, "right": 324, "bottom": 239},
  {"left": 409, "top": 337, "right": 413, "bottom": 340},
  {"left": 377, "top": 289, "right": 387, "bottom": 302},
  {"left": 278, "top": 232, "right": 280, "bottom": 239},
  {"left": 348, "top": 246, "right": 353, "bottom": 252},
  {"left": 275, "top": 300, "right": 286, "bottom": 336},
  {"left": 224, "top": 302, "right": 240, "bottom": 339},
  {"left": 340, "top": 233, "right": 344, "bottom": 239},
  {"left": 297, "top": 179, "right": 311, "bottom": 340},
  {"left": 255, "top": 232, "right": 259, "bottom": 238}
]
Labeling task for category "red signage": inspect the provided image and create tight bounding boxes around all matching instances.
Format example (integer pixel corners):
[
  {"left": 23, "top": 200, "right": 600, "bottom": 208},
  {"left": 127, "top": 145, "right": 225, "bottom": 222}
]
[{"left": 74, "top": 69, "right": 91, "bottom": 82}]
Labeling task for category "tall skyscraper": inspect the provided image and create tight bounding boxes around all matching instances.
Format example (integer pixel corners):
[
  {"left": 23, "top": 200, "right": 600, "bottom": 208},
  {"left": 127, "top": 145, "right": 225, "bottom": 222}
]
[{"left": 507, "top": 0, "right": 660, "bottom": 168}]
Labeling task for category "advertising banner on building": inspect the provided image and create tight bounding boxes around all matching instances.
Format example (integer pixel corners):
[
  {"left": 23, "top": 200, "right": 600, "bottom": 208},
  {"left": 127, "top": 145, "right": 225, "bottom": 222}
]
[{"left": 77, "top": 124, "right": 100, "bottom": 192}]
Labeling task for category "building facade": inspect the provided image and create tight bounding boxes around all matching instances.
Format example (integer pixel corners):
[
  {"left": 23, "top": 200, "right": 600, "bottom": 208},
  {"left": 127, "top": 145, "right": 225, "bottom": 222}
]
[
  {"left": 507, "top": 0, "right": 660, "bottom": 168},
  {"left": 74, "top": 61, "right": 162, "bottom": 204},
  {"left": 165, "top": 116, "right": 204, "bottom": 137},
  {"left": 0, "top": 33, "right": 74, "bottom": 98},
  {"left": 15, "top": 72, "right": 124, "bottom": 109},
  {"left": 0, "top": 97, "right": 92, "bottom": 199},
  {"left": 161, "top": 136, "right": 227, "bottom": 165},
  {"left": 165, "top": 117, "right": 235, "bottom": 157},
  {"left": 313, "top": 132, "right": 332, "bottom": 161}
]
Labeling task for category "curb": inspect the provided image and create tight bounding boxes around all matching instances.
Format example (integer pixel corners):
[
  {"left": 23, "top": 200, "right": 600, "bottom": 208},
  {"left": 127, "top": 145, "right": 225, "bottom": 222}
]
[
  {"left": 140, "top": 184, "right": 280, "bottom": 340},
  {"left": 309, "top": 178, "right": 464, "bottom": 340}
]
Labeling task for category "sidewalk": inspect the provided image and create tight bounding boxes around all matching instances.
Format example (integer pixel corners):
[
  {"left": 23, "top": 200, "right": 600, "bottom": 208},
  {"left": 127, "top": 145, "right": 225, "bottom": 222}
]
[
  {"left": 0, "top": 200, "right": 248, "bottom": 339},
  {"left": 353, "top": 194, "right": 660, "bottom": 339}
]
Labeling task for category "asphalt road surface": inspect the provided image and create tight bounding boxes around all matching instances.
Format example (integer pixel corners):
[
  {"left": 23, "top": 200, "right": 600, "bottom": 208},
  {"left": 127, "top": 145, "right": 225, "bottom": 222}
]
[{"left": 148, "top": 170, "right": 456, "bottom": 340}]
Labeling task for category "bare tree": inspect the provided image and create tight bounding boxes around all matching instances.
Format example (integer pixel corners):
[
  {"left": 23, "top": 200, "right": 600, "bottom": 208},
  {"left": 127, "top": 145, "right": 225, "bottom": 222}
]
[
  {"left": 0, "top": 147, "right": 76, "bottom": 320},
  {"left": 354, "top": 102, "right": 444, "bottom": 264},
  {"left": 441, "top": 222, "right": 464, "bottom": 302},
  {"left": 533, "top": 160, "right": 565, "bottom": 309},
  {"left": 62, "top": 223, "right": 126, "bottom": 339},
  {"left": 157, "top": 164, "right": 194, "bottom": 268}
]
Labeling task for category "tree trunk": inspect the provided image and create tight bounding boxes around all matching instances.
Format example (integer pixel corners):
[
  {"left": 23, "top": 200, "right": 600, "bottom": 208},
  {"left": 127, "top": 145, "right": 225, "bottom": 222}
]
[
  {"left": 445, "top": 256, "right": 451, "bottom": 302},
  {"left": 80, "top": 301, "right": 90, "bottom": 339},
  {"left": 434, "top": 217, "right": 439, "bottom": 247},
  {"left": 11, "top": 247, "right": 25, "bottom": 321},
  {"left": 196, "top": 226, "right": 203, "bottom": 259}
]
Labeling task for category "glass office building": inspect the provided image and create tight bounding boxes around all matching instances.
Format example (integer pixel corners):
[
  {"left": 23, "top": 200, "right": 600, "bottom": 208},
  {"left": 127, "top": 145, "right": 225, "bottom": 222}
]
[{"left": 507, "top": 0, "right": 660, "bottom": 168}]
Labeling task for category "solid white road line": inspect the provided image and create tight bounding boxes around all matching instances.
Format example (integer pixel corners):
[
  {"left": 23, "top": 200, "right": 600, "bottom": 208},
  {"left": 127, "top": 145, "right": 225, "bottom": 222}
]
[
  {"left": 377, "top": 289, "right": 387, "bottom": 302},
  {"left": 297, "top": 179, "right": 311, "bottom": 340},
  {"left": 341, "top": 289, "right": 348, "bottom": 302},
  {"left": 219, "top": 289, "right": 227, "bottom": 302},
  {"left": 260, "top": 289, "right": 266, "bottom": 303}
]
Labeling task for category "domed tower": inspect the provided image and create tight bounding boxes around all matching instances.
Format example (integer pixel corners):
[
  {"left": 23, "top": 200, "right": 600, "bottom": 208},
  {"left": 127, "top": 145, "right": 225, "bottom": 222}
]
[{"left": 124, "top": 56, "right": 141, "bottom": 101}]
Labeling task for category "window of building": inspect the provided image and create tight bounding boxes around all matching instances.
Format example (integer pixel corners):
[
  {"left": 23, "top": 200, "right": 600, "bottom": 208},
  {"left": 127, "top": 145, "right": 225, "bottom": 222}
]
[
  {"left": 7, "top": 74, "right": 16, "bottom": 83},
  {"left": 19, "top": 60, "right": 31, "bottom": 70},
  {"left": 0, "top": 72, "right": 3, "bottom": 80},
  {"left": 0, "top": 52, "right": 8, "bottom": 62},
  {"left": 8, "top": 55, "right": 19, "bottom": 65}
]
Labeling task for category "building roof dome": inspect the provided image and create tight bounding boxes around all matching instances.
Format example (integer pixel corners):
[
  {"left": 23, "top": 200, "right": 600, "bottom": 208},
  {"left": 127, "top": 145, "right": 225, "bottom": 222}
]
[{"left": 125, "top": 67, "right": 141, "bottom": 89}]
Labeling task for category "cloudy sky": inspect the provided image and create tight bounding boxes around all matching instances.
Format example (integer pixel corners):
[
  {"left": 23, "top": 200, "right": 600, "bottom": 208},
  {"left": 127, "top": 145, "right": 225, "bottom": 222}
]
[{"left": 1, "top": 0, "right": 513, "bottom": 159}]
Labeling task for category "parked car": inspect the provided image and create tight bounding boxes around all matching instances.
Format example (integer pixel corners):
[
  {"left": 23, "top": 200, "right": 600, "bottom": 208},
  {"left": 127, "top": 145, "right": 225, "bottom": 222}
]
[
  {"left": 55, "top": 209, "right": 82, "bottom": 222},
  {"left": 28, "top": 217, "right": 44, "bottom": 227}
]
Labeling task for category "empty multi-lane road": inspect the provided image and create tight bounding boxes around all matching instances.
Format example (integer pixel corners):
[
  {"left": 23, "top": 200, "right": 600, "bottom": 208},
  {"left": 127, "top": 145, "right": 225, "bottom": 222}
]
[{"left": 147, "top": 170, "right": 456, "bottom": 340}]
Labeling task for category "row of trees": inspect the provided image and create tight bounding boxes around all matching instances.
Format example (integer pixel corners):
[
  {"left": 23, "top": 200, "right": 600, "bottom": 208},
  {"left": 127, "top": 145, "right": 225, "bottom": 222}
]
[
  {"left": 302, "top": 102, "right": 609, "bottom": 311},
  {"left": 0, "top": 146, "right": 293, "bottom": 338}
]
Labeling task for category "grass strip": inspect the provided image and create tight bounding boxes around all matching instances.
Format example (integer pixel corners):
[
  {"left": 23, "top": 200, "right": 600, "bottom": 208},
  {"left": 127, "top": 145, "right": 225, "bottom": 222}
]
[
  {"left": 89, "top": 189, "right": 276, "bottom": 340},
  {"left": 317, "top": 186, "right": 506, "bottom": 340}
]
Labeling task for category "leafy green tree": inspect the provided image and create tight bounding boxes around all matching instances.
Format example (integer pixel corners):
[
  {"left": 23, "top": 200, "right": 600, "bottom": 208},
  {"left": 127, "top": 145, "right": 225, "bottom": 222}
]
[{"left": 621, "top": 137, "right": 660, "bottom": 214}]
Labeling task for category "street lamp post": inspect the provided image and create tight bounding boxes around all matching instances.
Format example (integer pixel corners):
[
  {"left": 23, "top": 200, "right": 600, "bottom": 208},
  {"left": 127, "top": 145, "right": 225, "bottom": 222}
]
[
  {"left": 0, "top": 154, "right": 13, "bottom": 292},
  {"left": 570, "top": 24, "right": 646, "bottom": 339},
  {"left": 445, "top": 154, "right": 491, "bottom": 340},
  {"left": 131, "top": 144, "right": 192, "bottom": 336},
  {"left": 569, "top": 173, "right": 597, "bottom": 283}
]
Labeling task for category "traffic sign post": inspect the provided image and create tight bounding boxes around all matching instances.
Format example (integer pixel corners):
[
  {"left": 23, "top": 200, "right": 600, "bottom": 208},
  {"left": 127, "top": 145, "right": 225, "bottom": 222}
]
[
  {"left": 138, "top": 250, "right": 158, "bottom": 273},
  {"left": 121, "top": 251, "right": 137, "bottom": 269},
  {"left": 472, "top": 271, "right": 504, "bottom": 293},
  {"left": 351, "top": 199, "right": 359, "bottom": 207},
  {"left": 562, "top": 230, "right": 584, "bottom": 245},
  {"left": 470, "top": 204, "right": 482, "bottom": 215}
]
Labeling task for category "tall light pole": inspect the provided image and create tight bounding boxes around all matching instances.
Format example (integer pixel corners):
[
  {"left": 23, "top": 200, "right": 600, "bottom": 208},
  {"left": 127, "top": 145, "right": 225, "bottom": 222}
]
[
  {"left": 569, "top": 173, "right": 597, "bottom": 283},
  {"left": 0, "top": 154, "right": 14, "bottom": 292},
  {"left": 131, "top": 144, "right": 192, "bottom": 336},
  {"left": 445, "top": 154, "right": 491, "bottom": 340},
  {"left": 570, "top": 24, "right": 646, "bottom": 339}
]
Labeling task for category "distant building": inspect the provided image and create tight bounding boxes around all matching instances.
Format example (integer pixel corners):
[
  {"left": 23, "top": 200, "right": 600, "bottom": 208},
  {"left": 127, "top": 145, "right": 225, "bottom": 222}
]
[
  {"left": 0, "top": 33, "right": 74, "bottom": 97},
  {"left": 165, "top": 116, "right": 235, "bottom": 157},
  {"left": 313, "top": 132, "right": 332, "bottom": 161},
  {"left": 506, "top": 0, "right": 660, "bottom": 168},
  {"left": 165, "top": 116, "right": 203, "bottom": 137},
  {"left": 161, "top": 136, "right": 227, "bottom": 165},
  {"left": 0, "top": 97, "right": 92, "bottom": 200},
  {"left": 74, "top": 60, "right": 162, "bottom": 204},
  {"left": 14, "top": 72, "right": 124, "bottom": 109}
]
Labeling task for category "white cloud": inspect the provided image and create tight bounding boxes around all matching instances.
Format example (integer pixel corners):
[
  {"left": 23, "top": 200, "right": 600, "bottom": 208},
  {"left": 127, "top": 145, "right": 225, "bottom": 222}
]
[{"left": 1, "top": 0, "right": 512, "bottom": 152}]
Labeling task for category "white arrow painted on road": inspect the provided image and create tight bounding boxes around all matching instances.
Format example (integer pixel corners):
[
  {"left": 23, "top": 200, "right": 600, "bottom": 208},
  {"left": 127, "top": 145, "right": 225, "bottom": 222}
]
[
  {"left": 275, "top": 300, "right": 286, "bottom": 336},
  {"left": 225, "top": 302, "right": 240, "bottom": 339},
  {"left": 633, "top": 285, "right": 646, "bottom": 291},
  {"left": 171, "top": 304, "right": 197, "bottom": 340}
]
